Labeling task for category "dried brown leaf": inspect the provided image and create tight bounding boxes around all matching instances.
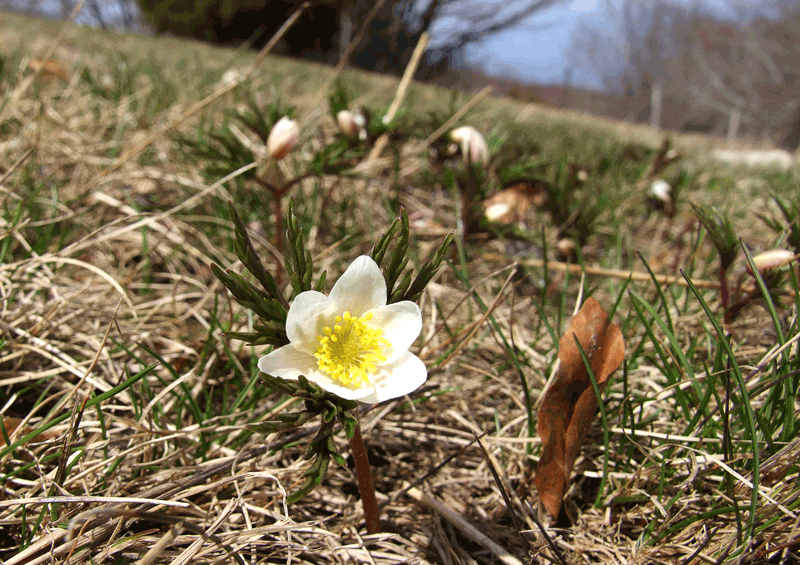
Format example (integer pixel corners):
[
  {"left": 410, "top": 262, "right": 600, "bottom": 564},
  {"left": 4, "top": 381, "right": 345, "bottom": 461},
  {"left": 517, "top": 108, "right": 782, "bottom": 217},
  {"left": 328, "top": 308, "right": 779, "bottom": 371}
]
[
  {"left": 535, "top": 297, "right": 625, "bottom": 518},
  {"left": 28, "top": 58, "right": 70, "bottom": 81},
  {"left": 482, "top": 180, "right": 548, "bottom": 226},
  {"left": 0, "top": 416, "right": 57, "bottom": 446}
]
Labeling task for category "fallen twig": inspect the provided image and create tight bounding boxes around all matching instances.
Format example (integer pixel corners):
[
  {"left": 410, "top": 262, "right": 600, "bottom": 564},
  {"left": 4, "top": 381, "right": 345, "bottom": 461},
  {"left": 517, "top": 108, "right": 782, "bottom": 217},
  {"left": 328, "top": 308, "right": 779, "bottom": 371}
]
[{"left": 405, "top": 485, "right": 524, "bottom": 565}]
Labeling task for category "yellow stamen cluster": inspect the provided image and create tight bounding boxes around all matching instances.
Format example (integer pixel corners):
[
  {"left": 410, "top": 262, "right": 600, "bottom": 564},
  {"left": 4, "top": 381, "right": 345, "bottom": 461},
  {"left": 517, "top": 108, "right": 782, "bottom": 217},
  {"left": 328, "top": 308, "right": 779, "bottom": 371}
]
[{"left": 315, "top": 312, "right": 390, "bottom": 389}]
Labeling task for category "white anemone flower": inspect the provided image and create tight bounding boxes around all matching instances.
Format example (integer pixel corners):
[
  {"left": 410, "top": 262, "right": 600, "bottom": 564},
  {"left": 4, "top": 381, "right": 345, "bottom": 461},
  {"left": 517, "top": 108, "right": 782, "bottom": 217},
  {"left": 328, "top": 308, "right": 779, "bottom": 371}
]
[{"left": 258, "top": 255, "right": 426, "bottom": 404}]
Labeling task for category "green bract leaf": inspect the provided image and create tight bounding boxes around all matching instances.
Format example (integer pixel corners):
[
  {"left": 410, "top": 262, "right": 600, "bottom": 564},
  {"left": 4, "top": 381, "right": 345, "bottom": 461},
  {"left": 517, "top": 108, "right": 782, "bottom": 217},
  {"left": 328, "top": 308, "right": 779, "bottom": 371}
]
[{"left": 691, "top": 203, "right": 739, "bottom": 270}]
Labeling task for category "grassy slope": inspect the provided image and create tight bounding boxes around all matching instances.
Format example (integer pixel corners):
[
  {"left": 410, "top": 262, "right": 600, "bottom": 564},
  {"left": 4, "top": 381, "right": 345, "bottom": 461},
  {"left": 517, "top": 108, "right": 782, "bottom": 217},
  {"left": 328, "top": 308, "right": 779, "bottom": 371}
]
[{"left": 1, "top": 11, "right": 799, "bottom": 564}]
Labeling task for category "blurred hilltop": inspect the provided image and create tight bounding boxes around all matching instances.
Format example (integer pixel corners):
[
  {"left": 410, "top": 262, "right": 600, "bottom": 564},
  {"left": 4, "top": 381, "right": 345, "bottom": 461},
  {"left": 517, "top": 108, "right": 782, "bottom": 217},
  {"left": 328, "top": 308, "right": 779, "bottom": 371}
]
[{"left": 3, "top": 0, "right": 800, "bottom": 151}]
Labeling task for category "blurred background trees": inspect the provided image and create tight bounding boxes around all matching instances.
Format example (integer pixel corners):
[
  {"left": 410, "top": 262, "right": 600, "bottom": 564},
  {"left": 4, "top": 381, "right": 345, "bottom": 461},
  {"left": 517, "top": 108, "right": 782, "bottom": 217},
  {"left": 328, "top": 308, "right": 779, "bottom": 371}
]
[
  {"left": 566, "top": 0, "right": 800, "bottom": 149},
  {"left": 3, "top": 0, "right": 800, "bottom": 150},
  {"left": 130, "top": 0, "right": 565, "bottom": 79}
]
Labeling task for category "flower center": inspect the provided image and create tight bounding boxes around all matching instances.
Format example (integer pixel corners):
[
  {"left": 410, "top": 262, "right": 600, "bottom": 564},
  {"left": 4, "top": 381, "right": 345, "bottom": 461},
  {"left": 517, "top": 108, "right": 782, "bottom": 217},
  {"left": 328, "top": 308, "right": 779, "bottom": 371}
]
[{"left": 314, "top": 311, "right": 390, "bottom": 389}]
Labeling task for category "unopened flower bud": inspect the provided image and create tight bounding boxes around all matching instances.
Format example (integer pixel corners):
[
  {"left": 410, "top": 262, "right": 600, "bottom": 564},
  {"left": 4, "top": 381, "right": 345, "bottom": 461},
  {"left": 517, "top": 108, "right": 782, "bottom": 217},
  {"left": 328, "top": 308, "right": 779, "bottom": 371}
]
[
  {"left": 220, "top": 68, "right": 245, "bottom": 87},
  {"left": 648, "top": 179, "right": 671, "bottom": 204},
  {"left": 336, "top": 109, "right": 366, "bottom": 139},
  {"left": 556, "top": 238, "right": 577, "bottom": 260},
  {"left": 336, "top": 110, "right": 359, "bottom": 136},
  {"left": 647, "top": 178, "right": 674, "bottom": 216},
  {"left": 267, "top": 117, "right": 299, "bottom": 160},
  {"left": 747, "top": 249, "right": 795, "bottom": 276},
  {"left": 449, "top": 125, "right": 489, "bottom": 167}
]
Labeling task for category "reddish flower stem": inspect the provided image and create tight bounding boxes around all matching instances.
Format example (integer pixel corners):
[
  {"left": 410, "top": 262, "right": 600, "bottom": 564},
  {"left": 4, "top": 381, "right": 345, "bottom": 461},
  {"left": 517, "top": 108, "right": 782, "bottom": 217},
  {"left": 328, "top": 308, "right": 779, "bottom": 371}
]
[
  {"left": 256, "top": 174, "right": 290, "bottom": 287},
  {"left": 719, "top": 264, "right": 730, "bottom": 309},
  {"left": 349, "top": 421, "right": 381, "bottom": 534}
]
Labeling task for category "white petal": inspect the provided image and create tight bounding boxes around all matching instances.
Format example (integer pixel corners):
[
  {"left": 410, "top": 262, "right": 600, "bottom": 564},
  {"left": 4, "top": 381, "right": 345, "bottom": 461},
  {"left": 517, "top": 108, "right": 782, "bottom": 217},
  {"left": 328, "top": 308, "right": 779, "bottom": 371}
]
[
  {"left": 328, "top": 256, "right": 386, "bottom": 316},
  {"left": 258, "top": 345, "right": 317, "bottom": 380},
  {"left": 305, "top": 372, "right": 376, "bottom": 401},
  {"left": 258, "top": 347, "right": 379, "bottom": 401},
  {"left": 285, "top": 290, "right": 335, "bottom": 354},
  {"left": 360, "top": 352, "right": 427, "bottom": 404},
  {"left": 368, "top": 301, "right": 422, "bottom": 363}
]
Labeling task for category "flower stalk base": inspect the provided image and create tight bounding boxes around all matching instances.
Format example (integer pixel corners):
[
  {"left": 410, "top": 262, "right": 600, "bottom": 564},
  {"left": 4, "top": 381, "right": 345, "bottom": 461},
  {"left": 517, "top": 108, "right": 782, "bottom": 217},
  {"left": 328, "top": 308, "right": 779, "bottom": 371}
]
[{"left": 350, "top": 420, "right": 381, "bottom": 534}]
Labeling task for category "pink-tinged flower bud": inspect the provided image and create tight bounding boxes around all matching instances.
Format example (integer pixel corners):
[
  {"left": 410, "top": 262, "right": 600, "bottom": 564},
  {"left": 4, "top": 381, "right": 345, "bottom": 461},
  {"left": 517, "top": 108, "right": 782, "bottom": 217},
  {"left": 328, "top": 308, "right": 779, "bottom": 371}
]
[
  {"left": 337, "top": 109, "right": 367, "bottom": 140},
  {"left": 336, "top": 110, "right": 359, "bottom": 136},
  {"left": 746, "top": 249, "right": 795, "bottom": 276},
  {"left": 556, "top": 237, "right": 577, "bottom": 260},
  {"left": 267, "top": 117, "right": 299, "bottom": 160},
  {"left": 648, "top": 179, "right": 671, "bottom": 204},
  {"left": 449, "top": 126, "right": 489, "bottom": 167},
  {"left": 646, "top": 178, "right": 674, "bottom": 216}
]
